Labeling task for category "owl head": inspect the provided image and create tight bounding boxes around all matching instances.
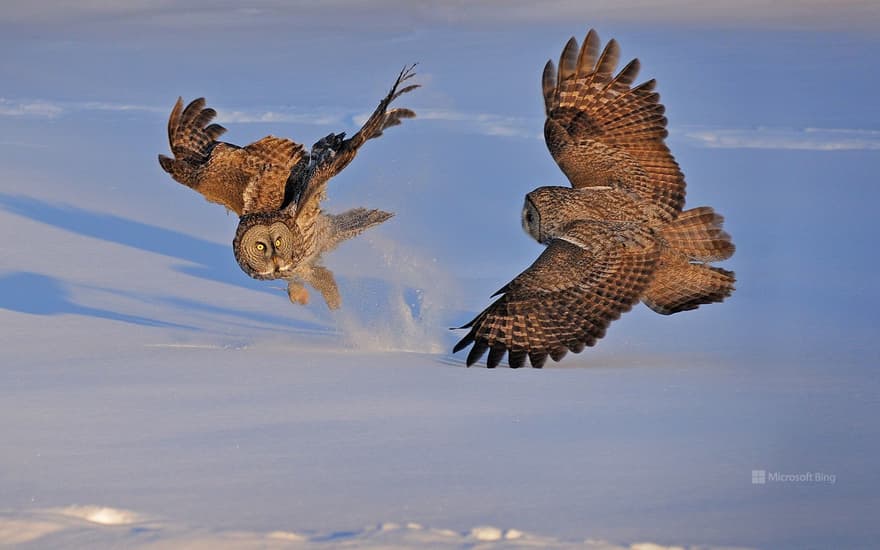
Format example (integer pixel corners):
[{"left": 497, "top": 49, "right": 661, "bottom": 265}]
[
  {"left": 522, "top": 186, "right": 580, "bottom": 244},
  {"left": 233, "top": 212, "right": 306, "bottom": 280}
]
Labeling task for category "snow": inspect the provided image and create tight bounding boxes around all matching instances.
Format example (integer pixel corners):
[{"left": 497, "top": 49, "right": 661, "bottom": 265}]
[
  {"left": 1, "top": 508, "right": 724, "bottom": 549},
  {"left": 2, "top": 306, "right": 876, "bottom": 548},
  {"left": 2, "top": 19, "right": 880, "bottom": 550},
  {"left": 471, "top": 526, "right": 503, "bottom": 541},
  {"left": 56, "top": 506, "right": 143, "bottom": 526}
]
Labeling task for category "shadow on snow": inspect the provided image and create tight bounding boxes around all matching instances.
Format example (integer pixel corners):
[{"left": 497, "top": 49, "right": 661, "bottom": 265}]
[{"left": 0, "top": 271, "right": 194, "bottom": 329}]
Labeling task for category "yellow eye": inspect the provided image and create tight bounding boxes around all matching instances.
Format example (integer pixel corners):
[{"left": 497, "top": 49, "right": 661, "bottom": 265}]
[
  {"left": 256, "top": 243, "right": 265, "bottom": 251},
  {"left": 275, "top": 238, "right": 282, "bottom": 248}
]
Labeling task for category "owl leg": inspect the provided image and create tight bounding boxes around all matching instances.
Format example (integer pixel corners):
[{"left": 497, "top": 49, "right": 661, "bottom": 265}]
[
  {"left": 286, "top": 280, "right": 310, "bottom": 305},
  {"left": 304, "top": 265, "right": 341, "bottom": 310}
]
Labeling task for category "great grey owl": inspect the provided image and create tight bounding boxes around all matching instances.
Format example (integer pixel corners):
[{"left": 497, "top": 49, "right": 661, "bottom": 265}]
[
  {"left": 158, "top": 66, "right": 418, "bottom": 309},
  {"left": 453, "top": 30, "right": 735, "bottom": 368}
]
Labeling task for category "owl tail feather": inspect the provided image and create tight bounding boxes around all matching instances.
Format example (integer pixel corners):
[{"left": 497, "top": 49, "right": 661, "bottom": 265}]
[
  {"left": 642, "top": 251, "right": 735, "bottom": 315},
  {"left": 660, "top": 206, "right": 735, "bottom": 262},
  {"left": 328, "top": 208, "right": 393, "bottom": 246},
  {"left": 644, "top": 207, "right": 735, "bottom": 315}
]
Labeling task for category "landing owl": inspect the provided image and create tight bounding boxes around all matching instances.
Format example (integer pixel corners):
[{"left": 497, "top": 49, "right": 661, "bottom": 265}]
[
  {"left": 453, "top": 30, "right": 736, "bottom": 368},
  {"left": 159, "top": 66, "right": 418, "bottom": 309}
]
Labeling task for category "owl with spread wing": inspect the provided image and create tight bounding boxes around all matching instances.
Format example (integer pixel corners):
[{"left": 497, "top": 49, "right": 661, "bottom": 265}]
[
  {"left": 453, "top": 30, "right": 735, "bottom": 368},
  {"left": 158, "top": 66, "right": 418, "bottom": 309}
]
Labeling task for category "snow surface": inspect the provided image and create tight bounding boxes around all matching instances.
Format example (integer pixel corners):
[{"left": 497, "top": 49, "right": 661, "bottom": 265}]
[
  {"left": 2, "top": 506, "right": 744, "bottom": 549},
  {"left": 2, "top": 16, "right": 880, "bottom": 550}
]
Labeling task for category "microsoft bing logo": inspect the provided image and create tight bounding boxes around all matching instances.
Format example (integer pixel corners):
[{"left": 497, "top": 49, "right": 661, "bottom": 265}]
[{"left": 751, "top": 469, "right": 836, "bottom": 485}]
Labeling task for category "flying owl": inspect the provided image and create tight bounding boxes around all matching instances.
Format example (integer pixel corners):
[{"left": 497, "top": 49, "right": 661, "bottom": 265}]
[
  {"left": 158, "top": 66, "right": 418, "bottom": 309},
  {"left": 453, "top": 30, "right": 736, "bottom": 368}
]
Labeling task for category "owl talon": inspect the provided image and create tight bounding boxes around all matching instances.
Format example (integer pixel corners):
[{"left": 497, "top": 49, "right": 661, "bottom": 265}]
[{"left": 287, "top": 283, "right": 310, "bottom": 305}]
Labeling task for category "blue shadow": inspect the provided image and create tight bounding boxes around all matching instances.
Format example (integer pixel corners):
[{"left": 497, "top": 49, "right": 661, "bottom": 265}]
[
  {"left": 0, "top": 192, "right": 258, "bottom": 291},
  {"left": 311, "top": 531, "right": 360, "bottom": 542},
  {"left": 0, "top": 271, "right": 193, "bottom": 329},
  {"left": 136, "top": 293, "right": 331, "bottom": 334},
  {"left": 0, "top": 194, "right": 447, "bottom": 335}
]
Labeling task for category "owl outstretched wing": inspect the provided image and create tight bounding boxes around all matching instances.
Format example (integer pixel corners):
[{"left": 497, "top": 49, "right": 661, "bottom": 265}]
[
  {"left": 543, "top": 30, "right": 686, "bottom": 221},
  {"left": 159, "top": 97, "right": 304, "bottom": 215},
  {"left": 453, "top": 221, "right": 659, "bottom": 368},
  {"left": 291, "top": 65, "right": 419, "bottom": 226},
  {"left": 164, "top": 97, "right": 227, "bottom": 166}
]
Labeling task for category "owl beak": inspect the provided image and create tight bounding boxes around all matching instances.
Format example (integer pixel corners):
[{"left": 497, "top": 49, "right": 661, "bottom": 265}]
[{"left": 272, "top": 256, "right": 282, "bottom": 272}]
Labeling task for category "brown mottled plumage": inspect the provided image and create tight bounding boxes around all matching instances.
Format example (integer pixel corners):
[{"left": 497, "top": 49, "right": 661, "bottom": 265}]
[
  {"left": 453, "top": 30, "right": 735, "bottom": 368},
  {"left": 542, "top": 32, "right": 685, "bottom": 222},
  {"left": 158, "top": 66, "right": 418, "bottom": 309},
  {"left": 158, "top": 99, "right": 305, "bottom": 216},
  {"left": 231, "top": 66, "right": 418, "bottom": 309}
]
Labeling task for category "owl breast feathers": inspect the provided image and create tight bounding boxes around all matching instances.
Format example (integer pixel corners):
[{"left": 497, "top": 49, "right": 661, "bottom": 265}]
[{"left": 453, "top": 29, "right": 735, "bottom": 368}]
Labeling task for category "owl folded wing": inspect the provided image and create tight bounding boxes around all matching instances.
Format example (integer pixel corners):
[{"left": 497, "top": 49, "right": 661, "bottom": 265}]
[{"left": 453, "top": 220, "right": 659, "bottom": 368}]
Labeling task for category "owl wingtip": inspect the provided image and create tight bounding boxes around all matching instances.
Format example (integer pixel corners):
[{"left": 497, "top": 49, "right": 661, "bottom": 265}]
[{"left": 452, "top": 335, "right": 472, "bottom": 354}]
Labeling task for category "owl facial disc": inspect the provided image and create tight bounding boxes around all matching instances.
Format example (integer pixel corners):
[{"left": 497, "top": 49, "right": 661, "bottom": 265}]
[{"left": 234, "top": 220, "right": 298, "bottom": 280}]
